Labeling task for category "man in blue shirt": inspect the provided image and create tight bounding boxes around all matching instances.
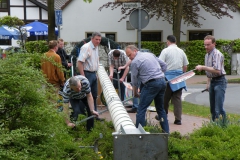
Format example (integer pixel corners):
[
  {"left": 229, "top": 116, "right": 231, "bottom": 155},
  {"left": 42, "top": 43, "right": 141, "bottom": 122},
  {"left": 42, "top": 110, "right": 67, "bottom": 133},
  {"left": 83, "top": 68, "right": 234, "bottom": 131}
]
[{"left": 125, "top": 45, "right": 169, "bottom": 133}]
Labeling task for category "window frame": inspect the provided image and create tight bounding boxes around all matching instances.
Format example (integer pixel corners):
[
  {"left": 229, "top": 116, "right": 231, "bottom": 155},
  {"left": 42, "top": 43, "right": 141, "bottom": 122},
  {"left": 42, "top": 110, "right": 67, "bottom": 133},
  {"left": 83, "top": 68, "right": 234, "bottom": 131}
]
[
  {"left": 188, "top": 30, "right": 213, "bottom": 41},
  {"left": 0, "top": 0, "right": 8, "bottom": 11},
  {"left": 140, "top": 31, "right": 162, "bottom": 42}
]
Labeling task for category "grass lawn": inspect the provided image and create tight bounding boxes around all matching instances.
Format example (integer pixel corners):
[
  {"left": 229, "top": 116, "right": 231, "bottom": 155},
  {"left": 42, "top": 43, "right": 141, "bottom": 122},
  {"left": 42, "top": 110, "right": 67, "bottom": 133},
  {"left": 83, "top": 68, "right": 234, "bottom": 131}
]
[{"left": 168, "top": 101, "right": 240, "bottom": 120}]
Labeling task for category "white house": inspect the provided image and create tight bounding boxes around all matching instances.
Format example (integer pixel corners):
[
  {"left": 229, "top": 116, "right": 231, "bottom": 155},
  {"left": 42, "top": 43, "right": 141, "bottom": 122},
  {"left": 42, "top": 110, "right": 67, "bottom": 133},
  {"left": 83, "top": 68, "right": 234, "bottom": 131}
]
[
  {"left": 1, "top": 0, "right": 240, "bottom": 44},
  {"left": 60, "top": 0, "right": 240, "bottom": 42}
]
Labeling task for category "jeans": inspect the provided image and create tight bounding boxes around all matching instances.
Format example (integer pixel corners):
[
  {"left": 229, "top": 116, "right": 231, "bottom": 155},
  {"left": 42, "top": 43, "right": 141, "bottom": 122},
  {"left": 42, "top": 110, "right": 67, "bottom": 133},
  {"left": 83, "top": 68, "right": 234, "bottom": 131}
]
[
  {"left": 132, "top": 97, "right": 139, "bottom": 109},
  {"left": 84, "top": 71, "right": 98, "bottom": 111},
  {"left": 70, "top": 97, "right": 94, "bottom": 131},
  {"left": 113, "top": 69, "right": 126, "bottom": 101},
  {"left": 136, "top": 78, "right": 169, "bottom": 133},
  {"left": 209, "top": 76, "right": 227, "bottom": 121}
]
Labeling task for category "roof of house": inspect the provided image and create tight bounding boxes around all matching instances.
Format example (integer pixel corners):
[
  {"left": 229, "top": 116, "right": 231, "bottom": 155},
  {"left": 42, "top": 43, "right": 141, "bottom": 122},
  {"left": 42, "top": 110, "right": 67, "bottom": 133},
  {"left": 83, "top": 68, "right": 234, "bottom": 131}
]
[{"left": 28, "top": 0, "right": 72, "bottom": 10}]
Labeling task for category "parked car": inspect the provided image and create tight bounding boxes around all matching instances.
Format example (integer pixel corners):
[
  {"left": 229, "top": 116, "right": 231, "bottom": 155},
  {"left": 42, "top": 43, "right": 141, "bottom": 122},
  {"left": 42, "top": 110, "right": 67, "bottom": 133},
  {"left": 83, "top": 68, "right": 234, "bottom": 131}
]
[{"left": 0, "top": 46, "right": 21, "bottom": 59}]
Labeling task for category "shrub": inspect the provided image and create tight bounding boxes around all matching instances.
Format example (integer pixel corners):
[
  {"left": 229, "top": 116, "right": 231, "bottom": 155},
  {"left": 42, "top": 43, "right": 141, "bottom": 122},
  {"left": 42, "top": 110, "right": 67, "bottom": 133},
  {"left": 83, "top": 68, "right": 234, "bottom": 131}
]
[{"left": 25, "top": 40, "right": 48, "bottom": 54}]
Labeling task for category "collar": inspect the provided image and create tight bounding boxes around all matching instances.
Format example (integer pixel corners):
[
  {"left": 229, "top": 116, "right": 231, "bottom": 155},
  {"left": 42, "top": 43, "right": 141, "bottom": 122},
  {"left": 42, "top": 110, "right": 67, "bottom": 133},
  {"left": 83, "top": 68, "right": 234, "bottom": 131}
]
[
  {"left": 208, "top": 48, "right": 216, "bottom": 55},
  {"left": 168, "top": 44, "right": 177, "bottom": 48},
  {"left": 89, "top": 41, "right": 96, "bottom": 50}
]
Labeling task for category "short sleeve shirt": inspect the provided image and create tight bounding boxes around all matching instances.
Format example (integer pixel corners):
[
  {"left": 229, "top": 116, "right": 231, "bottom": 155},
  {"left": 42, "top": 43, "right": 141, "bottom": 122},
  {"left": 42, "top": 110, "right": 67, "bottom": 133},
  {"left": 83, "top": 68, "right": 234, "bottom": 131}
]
[
  {"left": 108, "top": 49, "right": 129, "bottom": 69},
  {"left": 61, "top": 75, "right": 91, "bottom": 103}
]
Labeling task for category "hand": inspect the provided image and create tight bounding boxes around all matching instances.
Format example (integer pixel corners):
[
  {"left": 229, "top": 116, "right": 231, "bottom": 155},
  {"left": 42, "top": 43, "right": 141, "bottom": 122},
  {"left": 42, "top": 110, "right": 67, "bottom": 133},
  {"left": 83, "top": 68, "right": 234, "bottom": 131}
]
[
  {"left": 118, "top": 66, "right": 125, "bottom": 70},
  {"left": 91, "top": 110, "right": 99, "bottom": 116},
  {"left": 68, "top": 63, "right": 72, "bottom": 67},
  {"left": 67, "top": 122, "right": 75, "bottom": 128},
  {"left": 119, "top": 78, "right": 124, "bottom": 83},
  {"left": 109, "top": 75, "right": 113, "bottom": 80},
  {"left": 195, "top": 65, "right": 203, "bottom": 71},
  {"left": 134, "top": 92, "right": 140, "bottom": 98}
]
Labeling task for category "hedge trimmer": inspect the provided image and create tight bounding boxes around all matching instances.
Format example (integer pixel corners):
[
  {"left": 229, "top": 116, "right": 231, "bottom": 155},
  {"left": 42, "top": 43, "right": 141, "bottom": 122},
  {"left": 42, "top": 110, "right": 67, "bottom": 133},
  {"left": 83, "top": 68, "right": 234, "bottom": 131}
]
[{"left": 168, "top": 69, "right": 196, "bottom": 84}]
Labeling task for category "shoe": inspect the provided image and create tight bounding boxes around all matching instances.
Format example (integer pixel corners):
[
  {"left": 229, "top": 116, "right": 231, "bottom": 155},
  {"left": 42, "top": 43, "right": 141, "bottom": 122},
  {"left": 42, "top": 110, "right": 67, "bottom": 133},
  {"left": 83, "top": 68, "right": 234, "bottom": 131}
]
[
  {"left": 95, "top": 117, "right": 104, "bottom": 121},
  {"left": 155, "top": 115, "right": 159, "bottom": 121},
  {"left": 174, "top": 120, "right": 182, "bottom": 125},
  {"left": 127, "top": 108, "right": 137, "bottom": 113}
]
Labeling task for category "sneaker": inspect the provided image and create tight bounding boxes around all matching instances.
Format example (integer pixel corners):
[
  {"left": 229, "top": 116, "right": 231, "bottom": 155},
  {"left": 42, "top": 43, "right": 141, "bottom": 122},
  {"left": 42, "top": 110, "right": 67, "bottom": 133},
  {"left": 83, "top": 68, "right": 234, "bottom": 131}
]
[
  {"left": 174, "top": 120, "right": 182, "bottom": 125},
  {"left": 127, "top": 108, "right": 137, "bottom": 113},
  {"left": 155, "top": 115, "right": 159, "bottom": 121}
]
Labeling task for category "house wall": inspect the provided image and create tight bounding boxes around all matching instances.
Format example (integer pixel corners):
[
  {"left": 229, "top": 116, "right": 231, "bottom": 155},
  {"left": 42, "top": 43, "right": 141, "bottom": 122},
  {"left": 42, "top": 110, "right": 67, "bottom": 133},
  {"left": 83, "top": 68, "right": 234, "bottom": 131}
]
[{"left": 61, "top": 0, "right": 240, "bottom": 43}]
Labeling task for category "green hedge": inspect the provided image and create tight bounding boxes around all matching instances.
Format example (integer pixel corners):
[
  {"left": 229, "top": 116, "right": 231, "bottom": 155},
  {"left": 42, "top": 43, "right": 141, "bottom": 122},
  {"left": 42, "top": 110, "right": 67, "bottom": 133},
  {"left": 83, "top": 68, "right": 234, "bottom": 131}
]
[{"left": 25, "top": 40, "right": 48, "bottom": 54}]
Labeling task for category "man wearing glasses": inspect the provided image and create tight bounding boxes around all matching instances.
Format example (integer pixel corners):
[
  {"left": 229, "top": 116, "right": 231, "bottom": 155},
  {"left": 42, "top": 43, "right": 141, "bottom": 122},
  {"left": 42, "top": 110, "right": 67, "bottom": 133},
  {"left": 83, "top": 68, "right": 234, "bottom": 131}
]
[{"left": 195, "top": 35, "right": 227, "bottom": 122}]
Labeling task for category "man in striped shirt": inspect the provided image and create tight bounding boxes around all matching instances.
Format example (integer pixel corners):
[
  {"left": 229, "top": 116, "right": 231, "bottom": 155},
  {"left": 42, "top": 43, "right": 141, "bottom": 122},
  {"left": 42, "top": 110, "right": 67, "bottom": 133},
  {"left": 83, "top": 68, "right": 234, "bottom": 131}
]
[
  {"left": 61, "top": 75, "right": 99, "bottom": 131},
  {"left": 195, "top": 35, "right": 227, "bottom": 122}
]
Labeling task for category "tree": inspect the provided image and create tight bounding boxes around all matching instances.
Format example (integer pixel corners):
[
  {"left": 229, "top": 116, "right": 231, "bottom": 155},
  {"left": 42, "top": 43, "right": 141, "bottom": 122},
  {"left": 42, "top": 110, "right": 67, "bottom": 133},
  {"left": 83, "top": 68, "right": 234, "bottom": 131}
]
[
  {"left": 0, "top": 16, "right": 26, "bottom": 49},
  {"left": 47, "top": 0, "right": 55, "bottom": 41},
  {"left": 47, "top": 0, "right": 93, "bottom": 41},
  {"left": 99, "top": 0, "right": 240, "bottom": 45}
]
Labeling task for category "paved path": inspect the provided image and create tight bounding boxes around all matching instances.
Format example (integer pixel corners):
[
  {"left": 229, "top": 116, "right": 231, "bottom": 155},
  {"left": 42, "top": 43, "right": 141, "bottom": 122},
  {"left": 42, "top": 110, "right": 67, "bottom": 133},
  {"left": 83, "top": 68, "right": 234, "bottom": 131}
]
[{"left": 98, "top": 75, "right": 240, "bottom": 135}]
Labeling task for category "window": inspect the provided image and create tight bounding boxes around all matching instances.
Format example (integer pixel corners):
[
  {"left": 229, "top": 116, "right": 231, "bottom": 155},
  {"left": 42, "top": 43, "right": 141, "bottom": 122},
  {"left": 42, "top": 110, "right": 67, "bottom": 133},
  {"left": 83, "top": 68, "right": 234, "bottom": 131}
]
[
  {"left": 0, "top": 0, "right": 8, "bottom": 9},
  {"left": 189, "top": 30, "right": 213, "bottom": 41},
  {"left": 141, "top": 32, "right": 162, "bottom": 41},
  {"left": 86, "top": 33, "right": 92, "bottom": 38},
  {"left": 105, "top": 33, "right": 116, "bottom": 41},
  {"left": 0, "top": 39, "right": 11, "bottom": 45}
]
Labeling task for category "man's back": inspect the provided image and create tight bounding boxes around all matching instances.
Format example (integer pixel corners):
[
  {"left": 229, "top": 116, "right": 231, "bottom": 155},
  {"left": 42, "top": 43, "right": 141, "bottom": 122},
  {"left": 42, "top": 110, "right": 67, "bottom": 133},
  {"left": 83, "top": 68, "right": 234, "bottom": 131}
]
[
  {"left": 41, "top": 50, "right": 65, "bottom": 85},
  {"left": 159, "top": 44, "right": 188, "bottom": 71}
]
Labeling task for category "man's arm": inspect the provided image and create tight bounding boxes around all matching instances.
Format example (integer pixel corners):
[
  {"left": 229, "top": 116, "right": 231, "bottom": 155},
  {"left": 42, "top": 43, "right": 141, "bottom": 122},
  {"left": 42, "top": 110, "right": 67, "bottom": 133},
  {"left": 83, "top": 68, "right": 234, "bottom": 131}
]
[
  {"left": 109, "top": 64, "right": 114, "bottom": 80},
  {"left": 133, "top": 86, "right": 140, "bottom": 98},
  {"left": 86, "top": 92, "right": 99, "bottom": 116},
  {"left": 182, "top": 65, "right": 188, "bottom": 73},
  {"left": 195, "top": 65, "right": 221, "bottom": 75},
  {"left": 118, "top": 60, "right": 131, "bottom": 70},
  {"left": 120, "top": 66, "right": 129, "bottom": 82},
  {"left": 63, "top": 103, "right": 75, "bottom": 128},
  {"left": 78, "top": 61, "right": 85, "bottom": 76},
  {"left": 157, "top": 58, "right": 167, "bottom": 72}
]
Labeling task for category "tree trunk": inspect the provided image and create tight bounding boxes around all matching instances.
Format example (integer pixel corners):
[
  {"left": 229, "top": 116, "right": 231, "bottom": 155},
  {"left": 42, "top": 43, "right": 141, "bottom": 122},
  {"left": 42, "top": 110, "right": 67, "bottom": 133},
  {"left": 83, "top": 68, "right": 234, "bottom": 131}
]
[
  {"left": 47, "top": 0, "right": 56, "bottom": 41},
  {"left": 173, "top": 0, "right": 184, "bottom": 46}
]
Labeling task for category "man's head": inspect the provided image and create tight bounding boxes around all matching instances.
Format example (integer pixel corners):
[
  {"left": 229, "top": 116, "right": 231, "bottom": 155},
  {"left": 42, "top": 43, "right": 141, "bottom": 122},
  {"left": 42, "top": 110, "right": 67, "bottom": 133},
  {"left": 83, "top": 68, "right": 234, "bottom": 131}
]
[
  {"left": 91, "top": 32, "right": 102, "bottom": 47},
  {"left": 125, "top": 45, "right": 139, "bottom": 60},
  {"left": 58, "top": 38, "right": 64, "bottom": 49},
  {"left": 166, "top": 35, "right": 176, "bottom": 46},
  {"left": 112, "top": 50, "right": 121, "bottom": 59},
  {"left": 48, "top": 40, "right": 58, "bottom": 52},
  {"left": 69, "top": 76, "right": 82, "bottom": 92},
  {"left": 204, "top": 35, "right": 216, "bottom": 53}
]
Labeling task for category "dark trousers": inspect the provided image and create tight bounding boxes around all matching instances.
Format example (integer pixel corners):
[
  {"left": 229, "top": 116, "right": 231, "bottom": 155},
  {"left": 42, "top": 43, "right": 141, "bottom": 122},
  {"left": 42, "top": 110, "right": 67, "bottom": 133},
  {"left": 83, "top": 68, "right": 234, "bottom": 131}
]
[
  {"left": 70, "top": 97, "right": 94, "bottom": 131},
  {"left": 113, "top": 69, "right": 125, "bottom": 101},
  {"left": 164, "top": 83, "right": 183, "bottom": 121},
  {"left": 83, "top": 71, "right": 98, "bottom": 111}
]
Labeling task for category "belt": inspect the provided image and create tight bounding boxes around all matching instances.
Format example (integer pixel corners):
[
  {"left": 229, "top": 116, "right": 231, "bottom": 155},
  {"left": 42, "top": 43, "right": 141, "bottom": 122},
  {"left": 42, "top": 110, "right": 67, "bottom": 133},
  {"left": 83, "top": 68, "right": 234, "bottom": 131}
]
[
  {"left": 84, "top": 70, "right": 96, "bottom": 73},
  {"left": 211, "top": 75, "right": 225, "bottom": 80},
  {"left": 145, "top": 78, "right": 163, "bottom": 84}
]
